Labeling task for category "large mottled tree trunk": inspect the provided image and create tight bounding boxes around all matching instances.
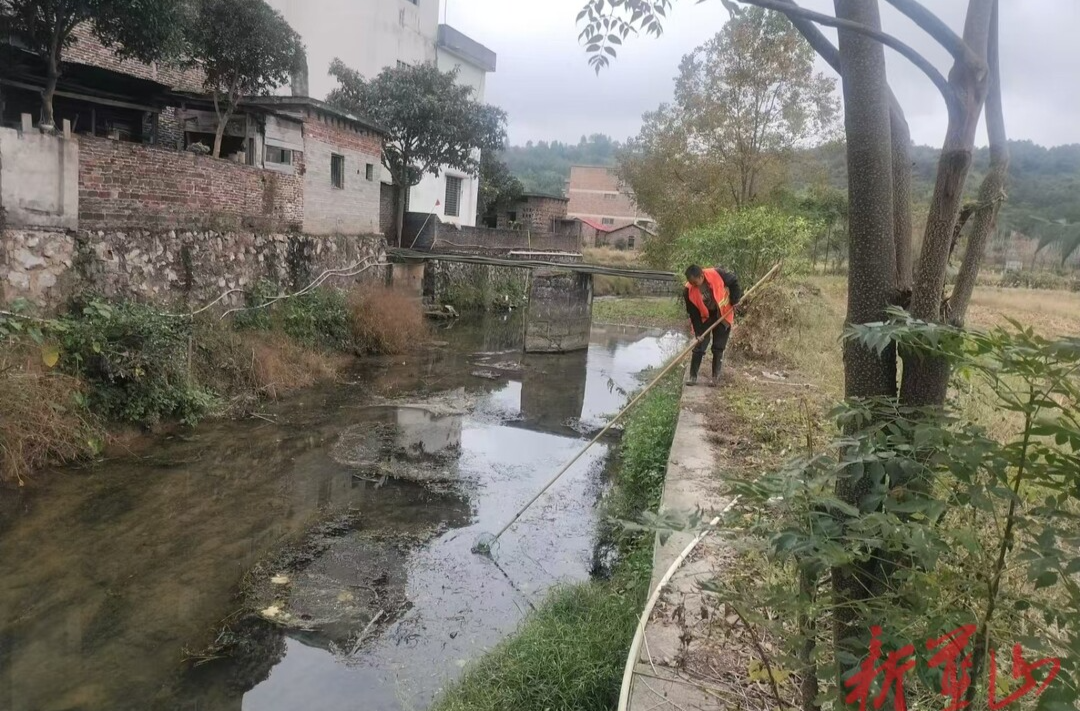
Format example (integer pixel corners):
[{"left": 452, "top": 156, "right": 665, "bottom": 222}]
[
  {"left": 901, "top": 0, "right": 994, "bottom": 408},
  {"left": 950, "top": 3, "right": 1008, "bottom": 327},
  {"left": 831, "top": 0, "right": 898, "bottom": 667},
  {"left": 890, "top": 99, "right": 914, "bottom": 291}
]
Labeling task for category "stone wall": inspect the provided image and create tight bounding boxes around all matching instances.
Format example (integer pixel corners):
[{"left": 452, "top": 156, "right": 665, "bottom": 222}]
[
  {"left": 0, "top": 127, "right": 80, "bottom": 230},
  {"left": 301, "top": 118, "right": 383, "bottom": 236},
  {"left": 380, "top": 183, "right": 400, "bottom": 245},
  {"left": 1, "top": 229, "right": 385, "bottom": 311},
  {"left": 79, "top": 136, "right": 304, "bottom": 232}
]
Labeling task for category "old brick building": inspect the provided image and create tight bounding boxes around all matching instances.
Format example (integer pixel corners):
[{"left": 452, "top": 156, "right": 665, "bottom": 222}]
[
  {"left": 497, "top": 193, "right": 574, "bottom": 232},
  {"left": 1, "top": 28, "right": 386, "bottom": 237},
  {"left": 566, "top": 165, "right": 654, "bottom": 231}
]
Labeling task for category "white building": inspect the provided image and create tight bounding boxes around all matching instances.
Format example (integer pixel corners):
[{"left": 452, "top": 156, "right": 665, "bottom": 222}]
[{"left": 266, "top": 0, "right": 497, "bottom": 231}]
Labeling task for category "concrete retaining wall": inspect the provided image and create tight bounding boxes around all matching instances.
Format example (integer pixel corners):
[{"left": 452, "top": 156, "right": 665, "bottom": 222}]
[
  {"left": 0, "top": 127, "right": 80, "bottom": 230},
  {"left": 524, "top": 270, "right": 593, "bottom": 353}
]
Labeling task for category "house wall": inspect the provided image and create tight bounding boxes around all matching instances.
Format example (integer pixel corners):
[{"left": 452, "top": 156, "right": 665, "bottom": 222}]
[
  {"left": 598, "top": 224, "right": 649, "bottom": 251},
  {"left": 499, "top": 196, "right": 570, "bottom": 232},
  {"left": 266, "top": 0, "right": 439, "bottom": 99},
  {"left": 0, "top": 127, "right": 80, "bottom": 230},
  {"left": 63, "top": 24, "right": 205, "bottom": 92},
  {"left": 78, "top": 136, "right": 304, "bottom": 232},
  {"left": 1, "top": 228, "right": 385, "bottom": 310},
  {"left": 567, "top": 165, "right": 652, "bottom": 229},
  {"left": 302, "top": 118, "right": 383, "bottom": 235}
]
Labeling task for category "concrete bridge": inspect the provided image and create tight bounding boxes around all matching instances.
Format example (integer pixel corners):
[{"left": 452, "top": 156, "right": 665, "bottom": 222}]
[{"left": 388, "top": 245, "right": 678, "bottom": 354}]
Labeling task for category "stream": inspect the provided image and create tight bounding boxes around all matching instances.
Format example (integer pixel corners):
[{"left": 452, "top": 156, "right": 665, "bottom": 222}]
[{"left": 0, "top": 315, "right": 682, "bottom": 711}]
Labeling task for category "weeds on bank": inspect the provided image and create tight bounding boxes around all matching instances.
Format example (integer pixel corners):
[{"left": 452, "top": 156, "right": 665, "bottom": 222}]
[
  {"left": 432, "top": 368, "right": 684, "bottom": 711},
  {"left": 0, "top": 283, "right": 427, "bottom": 484},
  {"left": 592, "top": 296, "right": 684, "bottom": 330}
]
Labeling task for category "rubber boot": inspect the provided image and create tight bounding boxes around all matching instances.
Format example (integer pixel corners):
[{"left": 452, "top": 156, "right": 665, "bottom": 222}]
[
  {"left": 687, "top": 352, "right": 703, "bottom": 386},
  {"left": 708, "top": 357, "right": 723, "bottom": 388}
]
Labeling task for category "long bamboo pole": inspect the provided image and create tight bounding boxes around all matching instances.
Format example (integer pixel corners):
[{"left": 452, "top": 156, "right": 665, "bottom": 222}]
[{"left": 474, "top": 262, "right": 782, "bottom": 554}]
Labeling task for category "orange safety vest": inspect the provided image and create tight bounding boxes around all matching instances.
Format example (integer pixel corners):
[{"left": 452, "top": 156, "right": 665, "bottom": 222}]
[{"left": 687, "top": 268, "right": 735, "bottom": 327}]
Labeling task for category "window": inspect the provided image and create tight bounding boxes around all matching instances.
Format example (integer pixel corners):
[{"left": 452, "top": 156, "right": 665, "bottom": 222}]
[
  {"left": 365, "top": 163, "right": 375, "bottom": 181},
  {"left": 445, "top": 175, "right": 463, "bottom": 217},
  {"left": 603, "top": 193, "right": 617, "bottom": 200},
  {"left": 507, "top": 211, "right": 518, "bottom": 224},
  {"left": 628, "top": 235, "right": 636, "bottom": 249},
  {"left": 602, "top": 217, "right": 615, "bottom": 226},
  {"left": 331, "top": 154, "right": 345, "bottom": 189},
  {"left": 397, "top": 60, "right": 409, "bottom": 69},
  {"left": 265, "top": 145, "right": 292, "bottom": 166}
]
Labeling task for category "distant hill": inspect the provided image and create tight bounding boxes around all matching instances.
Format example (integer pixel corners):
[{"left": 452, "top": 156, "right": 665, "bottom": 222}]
[
  {"left": 502, "top": 134, "right": 621, "bottom": 196},
  {"left": 505, "top": 134, "right": 1080, "bottom": 264}
]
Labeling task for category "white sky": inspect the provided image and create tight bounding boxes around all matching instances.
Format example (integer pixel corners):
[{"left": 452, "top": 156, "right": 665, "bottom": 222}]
[{"left": 441, "top": 0, "right": 1080, "bottom": 148}]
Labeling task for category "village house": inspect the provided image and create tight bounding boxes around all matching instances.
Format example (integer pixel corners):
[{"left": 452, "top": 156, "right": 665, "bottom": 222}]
[
  {"left": 0, "top": 27, "right": 385, "bottom": 236},
  {"left": 566, "top": 165, "right": 655, "bottom": 232}
]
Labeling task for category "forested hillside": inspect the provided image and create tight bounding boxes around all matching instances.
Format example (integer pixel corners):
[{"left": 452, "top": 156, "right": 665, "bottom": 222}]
[
  {"left": 505, "top": 134, "right": 1080, "bottom": 264},
  {"left": 502, "top": 134, "right": 620, "bottom": 195}
]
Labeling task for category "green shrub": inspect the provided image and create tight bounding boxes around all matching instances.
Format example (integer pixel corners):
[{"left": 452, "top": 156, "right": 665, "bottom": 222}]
[
  {"left": 57, "top": 300, "right": 215, "bottom": 426},
  {"left": 669, "top": 206, "right": 818, "bottom": 283},
  {"left": 280, "top": 289, "right": 352, "bottom": 351},
  {"left": 232, "top": 279, "right": 278, "bottom": 331}
]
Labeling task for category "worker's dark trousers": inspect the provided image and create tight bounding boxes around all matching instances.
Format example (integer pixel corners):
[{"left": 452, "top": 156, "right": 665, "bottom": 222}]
[{"left": 690, "top": 318, "right": 731, "bottom": 381}]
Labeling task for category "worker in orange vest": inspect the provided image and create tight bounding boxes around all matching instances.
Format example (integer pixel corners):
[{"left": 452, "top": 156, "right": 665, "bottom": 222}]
[{"left": 683, "top": 265, "right": 742, "bottom": 386}]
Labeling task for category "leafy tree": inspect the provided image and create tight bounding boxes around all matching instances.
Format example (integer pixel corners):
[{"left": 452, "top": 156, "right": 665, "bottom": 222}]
[
  {"left": 328, "top": 60, "right": 508, "bottom": 244},
  {"left": 620, "top": 6, "right": 838, "bottom": 237},
  {"left": 1032, "top": 217, "right": 1080, "bottom": 266},
  {"left": 0, "top": 0, "right": 184, "bottom": 130},
  {"left": 477, "top": 152, "right": 524, "bottom": 228},
  {"left": 502, "top": 134, "right": 622, "bottom": 195},
  {"left": 666, "top": 206, "right": 817, "bottom": 283},
  {"left": 185, "top": 0, "right": 304, "bottom": 159}
]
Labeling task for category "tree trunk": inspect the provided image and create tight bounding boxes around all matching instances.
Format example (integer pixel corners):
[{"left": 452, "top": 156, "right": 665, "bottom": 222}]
[
  {"left": 832, "top": 0, "right": 898, "bottom": 672},
  {"left": 890, "top": 100, "right": 914, "bottom": 291},
  {"left": 395, "top": 184, "right": 407, "bottom": 249},
  {"left": 42, "top": 47, "right": 60, "bottom": 132},
  {"left": 949, "top": 1, "right": 1008, "bottom": 327},
  {"left": 901, "top": 0, "right": 994, "bottom": 408}
]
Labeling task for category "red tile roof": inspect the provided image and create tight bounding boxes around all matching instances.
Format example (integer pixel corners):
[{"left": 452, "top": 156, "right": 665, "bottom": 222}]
[{"left": 577, "top": 217, "right": 613, "bottom": 233}]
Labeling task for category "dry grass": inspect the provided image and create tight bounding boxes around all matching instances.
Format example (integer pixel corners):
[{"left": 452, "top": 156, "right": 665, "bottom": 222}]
[
  {"left": 583, "top": 246, "right": 642, "bottom": 268},
  {"left": 347, "top": 285, "right": 429, "bottom": 355},
  {"left": 0, "top": 349, "right": 103, "bottom": 485},
  {"left": 966, "top": 287, "right": 1080, "bottom": 337},
  {"left": 193, "top": 325, "right": 343, "bottom": 406}
]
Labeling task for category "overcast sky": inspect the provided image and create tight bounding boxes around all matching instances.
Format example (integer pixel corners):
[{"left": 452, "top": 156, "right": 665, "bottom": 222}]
[{"left": 443, "top": 0, "right": 1080, "bottom": 149}]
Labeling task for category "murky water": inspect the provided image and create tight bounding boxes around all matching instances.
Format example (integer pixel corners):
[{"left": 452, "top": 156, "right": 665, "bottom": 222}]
[{"left": 0, "top": 316, "right": 682, "bottom": 711}]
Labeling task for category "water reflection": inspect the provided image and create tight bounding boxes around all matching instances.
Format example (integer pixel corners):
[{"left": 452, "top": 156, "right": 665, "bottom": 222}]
[{"left": 0, "top": 316, "right": 683, "bottom": 711}]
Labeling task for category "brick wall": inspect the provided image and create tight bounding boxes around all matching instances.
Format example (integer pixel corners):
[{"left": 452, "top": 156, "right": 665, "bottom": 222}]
[
  {"left": 63, "top": 25, "right": 206, "bottom": 93},
  {"left": 302, "top": 118, "right": 383, "bottom": 236},
  {"left": 380, "top": 183, "right": 400, "bottom": 245},
  {"left": 79, "top": 136, "right": 304, "bottom": 232},
  {"left": 566, "top": 165, "right": 651, "bottom": 227},
  {"left": 498, "top": 195, "right": 569, "bottom": 231}
]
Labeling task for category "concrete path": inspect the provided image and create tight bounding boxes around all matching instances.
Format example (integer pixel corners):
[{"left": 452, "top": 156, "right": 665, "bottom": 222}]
[{"left": 626, "top": 381, "right": 735, "bottom": 711}]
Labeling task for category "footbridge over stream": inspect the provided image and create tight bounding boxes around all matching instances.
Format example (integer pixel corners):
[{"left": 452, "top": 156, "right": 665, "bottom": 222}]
[{"left": 388, "top": 245, "right": 679, "bottom": 353}]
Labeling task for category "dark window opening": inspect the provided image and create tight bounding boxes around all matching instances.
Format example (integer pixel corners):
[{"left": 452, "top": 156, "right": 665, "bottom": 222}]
[
  {"left": 266, "top": 145, "right": 292, "bottom": 166},
  {"left": 445, "top": 175, "right": 462, "bottom": 217},
  {"left": 365, "top": 163, "right": 375, "bottom": 181},
  {"left": 331, "top": 154, "right": 345, "bottom": 189}
]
